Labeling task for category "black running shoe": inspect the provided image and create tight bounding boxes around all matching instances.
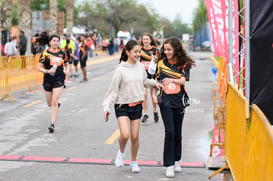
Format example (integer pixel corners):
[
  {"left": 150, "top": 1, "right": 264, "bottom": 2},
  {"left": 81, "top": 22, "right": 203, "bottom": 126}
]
[
  {"left": 58, "top": 102, "right": 61, "bottom": 108},
  {"left": 141, "top": 114, "right": 149, "bottom": 123},
  {"left": 154, "top": 112, "right": 159, "bottom": 123},
  {"left": 48, "top": 124, "right": 54, "bottom": 133}
]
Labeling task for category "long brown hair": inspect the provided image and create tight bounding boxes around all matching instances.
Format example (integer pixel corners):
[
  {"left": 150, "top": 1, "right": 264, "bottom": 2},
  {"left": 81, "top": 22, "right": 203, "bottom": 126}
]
[
  {"left": 158, "top": 37, "right": 195, "bottom": 68},
  {"left": 140, "top": 33, "right": 157, "bottom": 47}
]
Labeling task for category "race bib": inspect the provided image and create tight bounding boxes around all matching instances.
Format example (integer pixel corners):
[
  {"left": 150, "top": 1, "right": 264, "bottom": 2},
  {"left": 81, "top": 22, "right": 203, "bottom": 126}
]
[
  {"left": 50, "top": 56, "right": 63, "bottom": 66},
  {"left": 141, "top": 61, "right": 150, "bottom": 70},
  {"left": 163, "top": 82, "right": 181, "bottom": 94}
]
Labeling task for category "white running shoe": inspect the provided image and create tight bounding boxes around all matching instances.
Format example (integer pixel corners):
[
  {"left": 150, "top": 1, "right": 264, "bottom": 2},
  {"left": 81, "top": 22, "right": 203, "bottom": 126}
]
[
  {"left": 115, "top": 150, "right": 125, "bottom": 167},
  {"left": 130, "top": 161, "right": 140, "bottom": 173},
  {"left": 166, "top": 165, "right": 175, "bottom": 178},
  {"left": 174, "top": 161, "right": 182, "bottom": 172}
]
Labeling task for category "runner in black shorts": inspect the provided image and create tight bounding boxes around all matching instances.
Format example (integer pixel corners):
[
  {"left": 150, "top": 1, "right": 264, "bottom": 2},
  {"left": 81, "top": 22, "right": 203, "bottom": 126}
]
[
  {"left": 103, "top": 40, "right": 163, "bottom": 173},
  {"left": 79, "top": 35, "right": 88, "bottom": 82},
  {"left": 140, "top": 33, "right": 159, "bottom": 123},
  {"left": 38, "top": 34, "right": 68, "bottom": 133}
]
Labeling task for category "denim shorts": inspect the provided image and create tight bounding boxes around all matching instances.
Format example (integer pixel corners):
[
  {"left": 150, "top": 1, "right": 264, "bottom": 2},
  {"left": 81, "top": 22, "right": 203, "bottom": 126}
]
[{"left": 114, "top": 102, "right": 143, "bottom": 120}]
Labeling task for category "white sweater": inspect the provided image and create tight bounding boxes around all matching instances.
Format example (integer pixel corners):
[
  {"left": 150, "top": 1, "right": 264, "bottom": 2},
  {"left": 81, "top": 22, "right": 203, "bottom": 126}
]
[{"left": 103, "top": 61, "right": 156, "bottom": 112}]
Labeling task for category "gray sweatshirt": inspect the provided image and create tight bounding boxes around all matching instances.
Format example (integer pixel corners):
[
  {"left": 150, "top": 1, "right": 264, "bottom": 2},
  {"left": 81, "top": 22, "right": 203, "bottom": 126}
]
[{"left": 103, "top": 61, "right": 156, "bottom": 112}]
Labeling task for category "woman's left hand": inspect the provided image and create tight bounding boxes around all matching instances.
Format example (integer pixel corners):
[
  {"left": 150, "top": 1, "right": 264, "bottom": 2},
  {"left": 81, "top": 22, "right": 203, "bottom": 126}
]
[{"left": 162, "top": 78, "right": 174, "bottom": 85}]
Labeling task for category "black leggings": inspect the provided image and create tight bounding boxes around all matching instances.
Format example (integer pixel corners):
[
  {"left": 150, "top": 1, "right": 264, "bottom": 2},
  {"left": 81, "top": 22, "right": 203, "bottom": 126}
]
[{"left": 159, "top": 106, "right": 185, "bottom": 167}]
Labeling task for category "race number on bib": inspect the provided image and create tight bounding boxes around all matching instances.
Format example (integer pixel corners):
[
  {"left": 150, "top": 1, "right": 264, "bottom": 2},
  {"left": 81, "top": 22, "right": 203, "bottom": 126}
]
[
  {"left": 50, "top": 56, "right": 63, "bottom": 66},
  {"left": 163, "top": 82, "right": 181, "bottom": 94}
]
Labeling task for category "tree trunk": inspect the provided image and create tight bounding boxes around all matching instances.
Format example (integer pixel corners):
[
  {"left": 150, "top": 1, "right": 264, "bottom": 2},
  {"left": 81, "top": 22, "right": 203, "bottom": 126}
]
[
  {"left": 5, "top": 0, "right": 13, "bottom": 30},
  {"left": 50, "top": 0, "right": 58, "bottom": 34},
  {"left": 17, "top": 0, "right": 31, "bottom": 55},
  {"left": 66, "top": 0, "right": 74, "bottom": 37}
]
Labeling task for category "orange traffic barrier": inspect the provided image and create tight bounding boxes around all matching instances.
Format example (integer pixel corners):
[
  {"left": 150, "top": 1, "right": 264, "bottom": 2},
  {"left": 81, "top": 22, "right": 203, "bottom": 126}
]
[
  {"left": 243, "top": 104, "right": 273, "bottom": 181},
  {"left": 0, "top": 55, "right": 43, "bottom": 102}
]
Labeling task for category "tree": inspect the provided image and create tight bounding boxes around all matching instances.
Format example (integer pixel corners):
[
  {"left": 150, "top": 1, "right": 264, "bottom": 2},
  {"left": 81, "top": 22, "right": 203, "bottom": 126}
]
[
  {"left": 50, "top": 0, "right": 58, "bottom": 34},
  {"left": 5, "top": 0, "right": 13, "bottom": 30},
  {"left": 66, "top": 0, "right": 74, "bottom": 36},
  {"left": 192, "top": 0, "right": 207, "bottom": 34},
  {"left": 172, "top": 15, "right": 192, "bottom": 38}
]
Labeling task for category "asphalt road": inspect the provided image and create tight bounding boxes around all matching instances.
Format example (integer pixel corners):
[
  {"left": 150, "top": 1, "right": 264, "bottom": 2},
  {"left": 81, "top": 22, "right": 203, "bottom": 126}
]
[{"left": 0, "top": 52, "right": 232, "bottom": 181}]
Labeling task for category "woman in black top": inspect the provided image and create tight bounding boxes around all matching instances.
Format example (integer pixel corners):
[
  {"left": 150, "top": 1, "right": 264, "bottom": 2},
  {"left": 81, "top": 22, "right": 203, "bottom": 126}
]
[
  {"left": 140, "top": 33, "right": 159, "bottom": 123},
  {"left": 37, "top": 34, "right": 68, "bottom": 133},
  {"left": 156, "top": 37, "right": 195, "bottom": 178}
]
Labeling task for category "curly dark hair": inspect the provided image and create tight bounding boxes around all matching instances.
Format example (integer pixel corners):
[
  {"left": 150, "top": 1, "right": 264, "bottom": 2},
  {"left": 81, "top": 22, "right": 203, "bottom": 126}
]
[
  {"left": 158, "top": 37, "right": 195, "bottom": 68},
  {"left": 36, "top": 31, "right": 50, "bottom": 46}
]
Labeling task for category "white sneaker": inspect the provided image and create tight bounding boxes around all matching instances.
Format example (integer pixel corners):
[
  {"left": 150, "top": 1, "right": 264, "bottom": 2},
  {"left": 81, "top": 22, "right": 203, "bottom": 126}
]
[
  {"left": 174, "top": 161, "right": 182, "bottom": 172},
  {"left": 115, "top": 150, "right": 125, "bottom": 167},
  {"left": 130, "top": 161, "right": 140, "bottom": 173},
  {"left": 166, "top": 165, "right": 175, "bottom": 178}
]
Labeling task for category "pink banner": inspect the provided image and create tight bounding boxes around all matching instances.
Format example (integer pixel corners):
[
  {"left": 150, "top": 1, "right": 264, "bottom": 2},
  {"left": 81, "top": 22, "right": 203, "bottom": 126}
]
[
  {"left": 205, "top": 0, "right": 240, "bottom": 85},
  {"left": 205, "top": 0, "right": 226, "bottom": 57}
]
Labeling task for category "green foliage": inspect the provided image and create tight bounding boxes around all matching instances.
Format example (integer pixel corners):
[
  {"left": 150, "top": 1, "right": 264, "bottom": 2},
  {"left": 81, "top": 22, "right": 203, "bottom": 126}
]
[
  {"left": 192, "top": 0, "right": 207, "bottom": 34},
  {"left": 30, "top": 0, "right": 65, "bottom": 11},
  {"left": 31, "top": 0, "right": 49, "bottom": 10},
  {"left": 12, "top": 4, "right": 18, "bottom": 25}
]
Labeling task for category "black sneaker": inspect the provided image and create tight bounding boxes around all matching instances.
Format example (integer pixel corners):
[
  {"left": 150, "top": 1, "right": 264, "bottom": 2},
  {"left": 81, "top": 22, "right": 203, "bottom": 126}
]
[
  {"left": 58, "top": 102, "right": 61, "bottom": 108},
  {"left": 154, "top": 112, "right": 159, "bottom": 123},
  {"left": 142, "top": 114, "right": 149, "bottom": 123},
  {"left": 48, "top": 124, "right": 54, "bottom": 133}
]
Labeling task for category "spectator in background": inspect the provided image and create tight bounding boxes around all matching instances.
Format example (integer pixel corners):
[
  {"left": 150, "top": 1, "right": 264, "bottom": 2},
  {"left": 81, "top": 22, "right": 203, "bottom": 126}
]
[
  {"left": 31, "top": 34, "right": 42, "bottom": 55},
  {"left": 18, "top": 30, "right": 27, "bottom": 55},
  {"left": 108, "top": 37, "right": 114, "bottom": 55},
  {"left": 87, "top": 36, "right": 94, "bottom": 59},
  {"left": 79, "top": 35, "right": 88, "bottom": 82},
  {"left": 19, "top": 30, "right": 27, "bottom": 68},
  {"left": 72, "top": 37, "right": 80, "bottom": 78},
  {"left": 4, "top": 37, "right": 17, "bottom": 58}
]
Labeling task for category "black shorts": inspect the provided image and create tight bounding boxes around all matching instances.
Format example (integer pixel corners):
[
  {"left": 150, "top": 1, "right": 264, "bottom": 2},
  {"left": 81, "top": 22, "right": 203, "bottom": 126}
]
[
  {"left": 43, "top": 76, "right": 65, "bottom": 92},
  {"left": 73, "top": 59, "right": 79, "bottom": 66},
  {"left": 68, "top": 57, "right": 73, "bottom": 64},
  {"left": 80, "top": 57, "right": 87, "bottom": 68},
  {"left": 114, "top": 102, "right": 143, "bottom": 120}
]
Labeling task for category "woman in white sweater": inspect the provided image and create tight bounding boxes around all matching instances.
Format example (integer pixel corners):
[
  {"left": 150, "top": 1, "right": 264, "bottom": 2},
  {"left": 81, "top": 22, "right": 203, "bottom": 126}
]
[{"left": 103, "top": 39, "right": 162, "bottom": 173}]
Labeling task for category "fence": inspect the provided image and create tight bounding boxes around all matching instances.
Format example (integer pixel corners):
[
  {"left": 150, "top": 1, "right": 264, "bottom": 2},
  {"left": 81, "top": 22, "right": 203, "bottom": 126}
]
[
  {"left": 243, "top": 104, "right": 273, "bottom": 181},
  {"left": 0, "top": 54, "right": 43, "bottom": 102},
  {"left": 209, "top": 82, "right": 273, "bottom": 180},
  {"left": 224, "top": 83, "right": 249, "bottom": 180}
]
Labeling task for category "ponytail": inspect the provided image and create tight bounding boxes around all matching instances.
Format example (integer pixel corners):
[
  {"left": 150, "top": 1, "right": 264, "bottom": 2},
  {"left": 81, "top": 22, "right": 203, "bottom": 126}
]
[
  {"left": 119, "top": 39, "right": 138, "bottom": 63},
  {"left": 119, "top": 48, "right": 128, "bottom": 63}
]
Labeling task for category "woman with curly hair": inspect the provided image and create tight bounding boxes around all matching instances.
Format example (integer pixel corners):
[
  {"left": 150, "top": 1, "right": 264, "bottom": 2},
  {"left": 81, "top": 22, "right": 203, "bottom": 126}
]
[{"left": 155, "top": 37, "right": 195, "bottom": 178}]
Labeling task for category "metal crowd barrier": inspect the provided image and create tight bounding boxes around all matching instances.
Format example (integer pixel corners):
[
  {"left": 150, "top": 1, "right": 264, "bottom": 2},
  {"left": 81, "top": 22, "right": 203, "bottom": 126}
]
[
  {"left": 243, "top": 104, "right": 273, "bottom": 181},
  {"left": 0, "top": 54, "right": 43, "bottom": 102}
]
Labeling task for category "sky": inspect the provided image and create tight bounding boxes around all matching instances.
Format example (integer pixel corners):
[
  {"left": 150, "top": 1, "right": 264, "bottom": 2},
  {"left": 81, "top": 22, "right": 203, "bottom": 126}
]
[{"left": 137, "top": 0, "right": 198, "bottom": 24}]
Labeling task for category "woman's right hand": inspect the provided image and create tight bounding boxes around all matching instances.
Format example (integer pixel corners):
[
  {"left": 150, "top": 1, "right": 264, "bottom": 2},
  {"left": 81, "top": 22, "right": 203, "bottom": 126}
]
[{"left": 104, "top": 110, "right": 111, "bottom": 122}]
